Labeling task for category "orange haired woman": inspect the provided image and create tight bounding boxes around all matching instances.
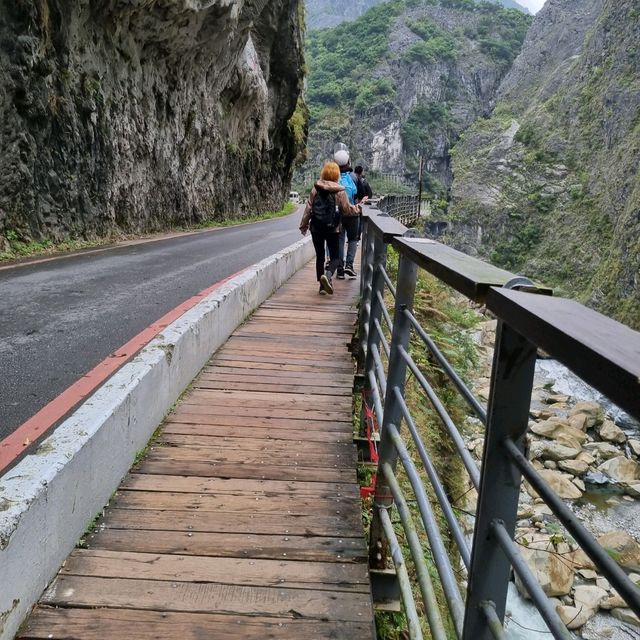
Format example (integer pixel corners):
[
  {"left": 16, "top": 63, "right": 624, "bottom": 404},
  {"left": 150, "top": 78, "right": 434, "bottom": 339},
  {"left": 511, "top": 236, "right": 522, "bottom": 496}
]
[{"left": 299, "top": 161, "right": 361, "bottom": 295}]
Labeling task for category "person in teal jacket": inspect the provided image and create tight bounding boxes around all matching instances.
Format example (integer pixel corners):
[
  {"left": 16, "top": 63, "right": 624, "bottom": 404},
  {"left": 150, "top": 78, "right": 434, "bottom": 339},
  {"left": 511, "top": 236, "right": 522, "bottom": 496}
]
[{"left": 334, "top": 145, "right": 366, "bottom": 278}]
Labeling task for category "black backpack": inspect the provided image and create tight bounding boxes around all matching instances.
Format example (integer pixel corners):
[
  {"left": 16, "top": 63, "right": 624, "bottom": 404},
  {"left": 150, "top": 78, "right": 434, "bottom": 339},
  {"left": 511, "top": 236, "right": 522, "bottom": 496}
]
[{"left": 311, "top": 188, "right": 340, "bottom": 231}]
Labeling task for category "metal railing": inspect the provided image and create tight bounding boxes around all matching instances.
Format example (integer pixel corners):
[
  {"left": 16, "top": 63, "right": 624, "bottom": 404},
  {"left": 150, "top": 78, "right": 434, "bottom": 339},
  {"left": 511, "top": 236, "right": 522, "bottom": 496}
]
[
  {"left": 377, "top": 195, "right": 422, "bottom": 227},
  {"left": 358, "top": 207, "right": 640, "bottom": 639}
]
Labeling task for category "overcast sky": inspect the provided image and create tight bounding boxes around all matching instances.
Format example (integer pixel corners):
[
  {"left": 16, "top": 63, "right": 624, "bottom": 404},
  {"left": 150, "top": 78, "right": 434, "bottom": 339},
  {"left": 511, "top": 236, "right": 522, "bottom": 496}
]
[{"left": 519, "top": 0, "right": 547, "bottom": 12}]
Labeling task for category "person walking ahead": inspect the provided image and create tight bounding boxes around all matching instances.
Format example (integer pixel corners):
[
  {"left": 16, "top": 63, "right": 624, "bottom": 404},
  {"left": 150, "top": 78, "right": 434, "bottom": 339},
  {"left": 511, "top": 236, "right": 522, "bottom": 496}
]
[
  {"left": 334, "top": 147, "right": 365, "bottom": 279},
  {"left": 299, "top": 161, "right": 361, "bottom": 295}
]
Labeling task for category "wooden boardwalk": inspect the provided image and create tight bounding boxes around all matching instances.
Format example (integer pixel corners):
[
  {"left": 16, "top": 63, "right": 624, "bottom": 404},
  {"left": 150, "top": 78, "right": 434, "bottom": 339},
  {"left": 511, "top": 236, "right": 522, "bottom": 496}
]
[{"left": 19, "top": 261, "right": 375, "bottom": 640}]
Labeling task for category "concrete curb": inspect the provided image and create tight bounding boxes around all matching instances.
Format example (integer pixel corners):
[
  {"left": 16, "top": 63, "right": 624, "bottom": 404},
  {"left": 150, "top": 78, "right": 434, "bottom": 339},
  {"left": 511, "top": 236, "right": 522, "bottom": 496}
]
[{"left": 0, "top": 236, "right": 314, "bottom": 640}]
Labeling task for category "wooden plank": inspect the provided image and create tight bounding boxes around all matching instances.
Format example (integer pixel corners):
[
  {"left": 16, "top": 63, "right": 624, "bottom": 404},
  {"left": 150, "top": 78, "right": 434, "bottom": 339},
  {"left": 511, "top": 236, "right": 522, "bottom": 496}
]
[
  {"left": 172, "top": 404, "right": 350, "bottom": 422},
  {"left": 487, "top": 287, "right": 640, "bottom": 420},
  {"left": 220, "top": 342, "right": 351, "bottom": 357},
  {"left": 155, "top": 433, "right": 355, "bottom": 453},
  {"left": 41, "top": 575, "right": 373, "bottom": 621},
  {"left": 227, "top": 337, "right": 353, "bottom": 350},
  {"left": 207, "top": 358, "right": 353, "bottom": 373},
  {"left": 165, "top": 413, "right": 353, "bottom": 432},
  {"left": 87, "top": 529, "right": 367, "bottom": 563},
  {"left": 62, "top": 549, "right": 369, "bottom": 593},
  {"left": 135, "top": 460, "right": 356, "bottom": 483},
  {"left": 393, "top": 236, "right": 550, "bottom": 302},
  {"left": 112, "top": 490, "right": 356, "bottom": 517},
  {"left": 198, "top": 369, "right": 354, "bottom": 385},
  {"left": 193, "top": 380, "right": 350, "bottom": 396},
  {"left": 101, "top": 508, "right": 364, "bottom": 537},
  {"left": 233, "top": 330, "right": 354, "bottom": 341},
  {"left": 21, "top": 607, "right": 374, "bottom": 640},
  {"left": 236, "top": 326, "right": 354, "bottom": 338},
  {"left": 367, "top": 211, "right": 408, "bottom": 241},
  {"left": 181, "top": 388, "right": 353, "bottom": 406},
  {"left": 161, "top": 422, "right": 354, "bottom": 443},
  {"left": 143, "top": 447, "right": 356, "bottom": 468},
  {"left": 121, "top": 474, "right": 359, "bottom": 497},
  {"left": 212, "top": 352, "right": 354, "bottom": 371}
]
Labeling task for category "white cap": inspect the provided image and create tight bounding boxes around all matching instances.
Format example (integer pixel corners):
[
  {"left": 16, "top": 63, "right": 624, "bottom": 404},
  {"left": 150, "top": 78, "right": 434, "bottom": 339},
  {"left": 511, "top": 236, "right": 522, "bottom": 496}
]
[{"left": 334, "top": 149, "right": 349, "bottom": 167}]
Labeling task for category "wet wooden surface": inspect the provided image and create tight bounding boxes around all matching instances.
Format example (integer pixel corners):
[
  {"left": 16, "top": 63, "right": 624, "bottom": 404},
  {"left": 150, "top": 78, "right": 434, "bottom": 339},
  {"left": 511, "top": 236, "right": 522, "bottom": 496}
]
[{"left": 20, "top": 263, "right": 375, "bottom": 639}]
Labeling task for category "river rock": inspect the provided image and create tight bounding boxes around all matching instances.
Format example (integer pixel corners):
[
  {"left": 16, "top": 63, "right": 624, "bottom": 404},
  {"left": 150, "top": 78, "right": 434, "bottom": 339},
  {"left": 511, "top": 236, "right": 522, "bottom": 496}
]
[
  {"left": 570, "top": 401, "right": 604, "bottom": 428},
  {"left": 629, "top": 439, "right": 640, "bottom": 457},
  {"left": 568, "top": 413, "right": 589, "bottom": 431},
  {"left": 598, "top": 420, "right": 626, "bottom": 444},
  {"left": 595, "top": 577, "right": 610, "bottom": 591},
  {"left": 531, "top": 419, "right": 587, "bottom": 444},
  {"left": 558, "top": 459, "right": 589, "bottom": 476},
  {"left": 572, "top": 478, "right": 586, "bottom": 492},
  {"left": 526, "top": 469, "right": 583, "bottom": 499},
  {"left": 600, "top": 593, "right": 626, "bottom": 609},
  {"left": 621, "top": 483, "right": 640, "bottom": 497},
  {"left": 570, "top": 548, "right": 596, "bottom": 570},
  {"left": 516, "top": 541, "right": 575, "bottom": 597},
  {"left": 578, "top": 569, "right": 598, "bottom": 580},
  {"left": 598, "top": 456, "right": 640, "bottom": 483},
  {"left": 531, "top": 408, "right": 554, "bottom": 420},
  {"left": 576, "top": 451, "right": 597, "bottom": 465},
  {"left": 611, "top": 608, "right": 640, "bottom": 626},
  {"left": 597, "top": 531, "right": 640, "bottom": 571},
  {"left": 556, "top": 604, "right": 594, "bottom": 629},
  {"left": 544, "top": 460, "right": 558, "bottom": 469},
  {"left": 530, "top": 440, "right": 581, "bottom": 462},
  {"left": 574, "top": 584, "right": 608, "bottom": 611},
  {"left": 546, "top": 394, "right": 571, "bottom": 405},
  {"left": 583, "top": 442, "right": 621, "bottom": 460}
]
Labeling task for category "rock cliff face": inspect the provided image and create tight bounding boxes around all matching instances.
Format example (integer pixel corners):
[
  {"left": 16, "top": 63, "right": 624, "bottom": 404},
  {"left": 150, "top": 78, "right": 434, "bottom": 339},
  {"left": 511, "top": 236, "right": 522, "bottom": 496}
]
[
  {"left": 299, "top": 0, "right": 530, "bottom": 195},
  {"left": 448, "top": 0, "right": 640, "bottom": 328},
  {"left": 0, "top": 0, "right": 305, "bottom": 246},
  {"left": 306, "top": 0, "right": 389, "bottom": 30}
]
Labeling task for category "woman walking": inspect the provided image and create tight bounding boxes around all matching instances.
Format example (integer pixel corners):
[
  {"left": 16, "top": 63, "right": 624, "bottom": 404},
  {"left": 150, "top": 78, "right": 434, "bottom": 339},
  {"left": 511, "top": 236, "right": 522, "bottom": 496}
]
[{"left": 299, "top": 161, "right": 361, "bottom": 295}]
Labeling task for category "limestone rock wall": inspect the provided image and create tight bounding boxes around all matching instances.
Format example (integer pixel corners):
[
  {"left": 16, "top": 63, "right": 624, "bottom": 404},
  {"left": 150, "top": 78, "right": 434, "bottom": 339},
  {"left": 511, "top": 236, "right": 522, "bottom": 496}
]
[{"left": 0, "top": 0, "right": 305, "bottom": 244}]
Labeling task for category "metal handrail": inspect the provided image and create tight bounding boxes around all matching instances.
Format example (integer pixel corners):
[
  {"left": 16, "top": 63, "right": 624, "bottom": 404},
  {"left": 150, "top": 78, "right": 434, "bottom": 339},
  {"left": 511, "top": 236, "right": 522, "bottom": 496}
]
[
  {"left": 394, "top": 386, "right": 471, "bottom": 568},
  {"left": 358, "top": 210, "right": 640, "bottom": 640},
  {"left": 404, "top": 308, "right": 487, "bottom": 423}
]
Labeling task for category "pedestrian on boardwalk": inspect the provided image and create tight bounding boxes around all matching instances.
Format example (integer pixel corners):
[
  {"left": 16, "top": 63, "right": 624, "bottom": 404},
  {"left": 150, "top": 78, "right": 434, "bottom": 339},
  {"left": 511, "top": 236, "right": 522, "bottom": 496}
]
[
  {"left": 334, "top": 145, "right": 367, "bottom": 279},
  {"left": 299, "top": 161, "right": 362, "bottom": 295},
  {"left": 352, "top": 165, "right": 373, "bottom": 201}
]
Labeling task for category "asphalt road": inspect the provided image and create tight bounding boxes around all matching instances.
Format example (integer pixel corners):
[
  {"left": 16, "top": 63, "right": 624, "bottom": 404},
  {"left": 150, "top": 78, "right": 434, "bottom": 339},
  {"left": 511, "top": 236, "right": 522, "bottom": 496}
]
[{"left": 0, "top": 211, "right": 304, "bottom": 440}]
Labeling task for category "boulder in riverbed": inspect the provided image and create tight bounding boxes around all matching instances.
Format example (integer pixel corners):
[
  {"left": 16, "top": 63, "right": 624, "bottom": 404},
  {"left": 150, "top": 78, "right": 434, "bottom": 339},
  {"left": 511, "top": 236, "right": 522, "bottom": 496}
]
[
  {"left": 598, "top": 456, "right": 640, "bottom": 484},
  {"left": 597, "top": 531, "right": 640, "bottom": 572}
]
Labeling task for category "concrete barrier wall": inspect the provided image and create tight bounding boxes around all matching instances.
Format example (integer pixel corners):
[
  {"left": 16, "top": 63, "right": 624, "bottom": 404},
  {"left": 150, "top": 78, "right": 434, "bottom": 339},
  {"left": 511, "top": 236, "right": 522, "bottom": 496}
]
[{"left": 0, "top": 237, "right": 314, "bottom": 640}]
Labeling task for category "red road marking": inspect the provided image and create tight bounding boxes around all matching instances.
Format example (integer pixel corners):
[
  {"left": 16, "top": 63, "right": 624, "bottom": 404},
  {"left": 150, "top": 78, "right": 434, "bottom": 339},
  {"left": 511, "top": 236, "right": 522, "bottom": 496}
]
[{"left": 0, "top": 268, "right": 247, "bottom": 474}]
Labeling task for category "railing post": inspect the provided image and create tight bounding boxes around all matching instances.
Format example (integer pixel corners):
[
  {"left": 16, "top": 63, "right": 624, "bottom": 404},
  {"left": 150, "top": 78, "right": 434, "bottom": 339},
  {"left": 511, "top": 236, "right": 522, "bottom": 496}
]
[
  {"left": 357, "top": 218, "right": 375, "bottom": 373},
  {"left": 361, "top": 231, "right": 387, "bottom": 389},
  {"left": 368, "top": 253, "right": 418, "bottom": 569},
  {"left": 462, "top": 320, "right": 538, "bottom": 639}
]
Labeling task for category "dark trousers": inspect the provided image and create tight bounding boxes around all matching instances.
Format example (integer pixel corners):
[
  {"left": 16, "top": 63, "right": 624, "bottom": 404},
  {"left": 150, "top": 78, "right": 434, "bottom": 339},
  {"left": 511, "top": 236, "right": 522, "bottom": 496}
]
[
  {"left": 311, "top": 229, "right": 340, "bottom": 281},
  {"left": 338, "top": 216, "right": 360, "bottom": 269}
]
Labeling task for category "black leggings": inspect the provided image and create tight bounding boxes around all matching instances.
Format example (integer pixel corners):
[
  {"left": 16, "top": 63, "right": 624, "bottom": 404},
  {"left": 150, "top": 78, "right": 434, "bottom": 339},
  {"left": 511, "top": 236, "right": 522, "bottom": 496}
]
[{"left": 311, "top": 229, "right": 340, "bottom": 281}]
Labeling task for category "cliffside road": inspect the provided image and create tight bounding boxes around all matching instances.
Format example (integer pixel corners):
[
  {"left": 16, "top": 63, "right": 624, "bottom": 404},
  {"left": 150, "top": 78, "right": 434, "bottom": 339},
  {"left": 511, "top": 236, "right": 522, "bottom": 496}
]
[{"left": 0, "top": 211, "right": 303, "bottom": 441}]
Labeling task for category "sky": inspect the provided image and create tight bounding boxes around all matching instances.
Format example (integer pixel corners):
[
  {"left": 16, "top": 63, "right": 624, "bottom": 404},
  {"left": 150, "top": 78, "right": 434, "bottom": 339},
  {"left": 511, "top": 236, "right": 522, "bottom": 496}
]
[{"left": 519, "top": 0, "right": 547, "bottom": 13}]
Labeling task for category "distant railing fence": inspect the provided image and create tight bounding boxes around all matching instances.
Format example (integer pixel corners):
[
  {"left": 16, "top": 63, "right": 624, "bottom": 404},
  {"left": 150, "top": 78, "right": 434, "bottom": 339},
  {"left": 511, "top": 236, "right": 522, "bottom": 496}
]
[
  {"left": 357, "top": 207, "right": 640, "bottom": 639},
  {"left": 376, "top": 195, "right": 421, "bottom": 228}
]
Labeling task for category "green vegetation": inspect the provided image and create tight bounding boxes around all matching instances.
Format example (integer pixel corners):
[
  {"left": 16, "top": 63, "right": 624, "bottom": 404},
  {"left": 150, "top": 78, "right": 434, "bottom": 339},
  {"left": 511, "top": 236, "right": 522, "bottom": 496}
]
[
  {"left": 403, "top": 17, "right": 458, "bottom": 65},
  {"left": 288, "top": 96, "right": 310, "bottom": 166},
  {"left": 401, "top": 101, "right": 450, "bottom": 155}
]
